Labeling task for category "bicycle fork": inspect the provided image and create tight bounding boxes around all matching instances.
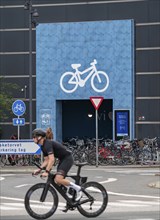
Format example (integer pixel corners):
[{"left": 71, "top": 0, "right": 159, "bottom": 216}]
[{"left": 40, "top": 182, "right": 50, "bottom": 202}]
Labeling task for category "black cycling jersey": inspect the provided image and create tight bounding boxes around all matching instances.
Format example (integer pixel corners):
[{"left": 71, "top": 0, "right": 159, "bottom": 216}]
[{"left": 41, "top": 139, "right": 71, "bottom": 160}]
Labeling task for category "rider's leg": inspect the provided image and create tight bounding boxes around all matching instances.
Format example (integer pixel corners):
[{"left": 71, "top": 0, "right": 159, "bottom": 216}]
[
  {"left": 55, "top": 174, "right": 81, "bottom": 190},
  {"left": 54, "top": 155, "right": 82, "bottom": 200}
]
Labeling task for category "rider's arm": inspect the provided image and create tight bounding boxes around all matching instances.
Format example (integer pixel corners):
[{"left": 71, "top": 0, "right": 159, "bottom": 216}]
[
  {"left": 45, "top": 154, "right": 55, "bottom": 172},
  {"left": 34, "top": 156, "right": 49, "bottom": 174},
  {"left": 40, "top": 156, "right": 49, "bottom": 170}
]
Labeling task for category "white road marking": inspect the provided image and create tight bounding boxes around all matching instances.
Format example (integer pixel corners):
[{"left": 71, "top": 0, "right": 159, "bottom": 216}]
[
  {"left": 100, "top": 178, "right": 117, "bottom": 184},
  {"left": 0, "top": 174, "right": 15, "bottom": 176},
  {"left": 108, "top": 191, "right": 159, "bottom": 199},
  {"left": 128, "top": 219, "right": 156, "bottom": 220},
  {"left": 0, "top": 174, "right": 19, "bottom": 181},
  {"left": 117, "top": 200, "right": 159, "bottom": 205},
  {"left": 0, "top": 196, "right": 24, "bottom": 202},
  {"left": 0, "top": 199, "right": 159, "bottom": 211},
  {"left": 0, "top": 206, "right": 24, "bottom": 210},
  {"left": 15, "top": 184, "right": 33, "bottom": 188},
  {"left": 108, "top": 202, "right": 148, "bottom": 207},
  {"left": 139, "top": 173, "right": 156, "bottom": 176}
]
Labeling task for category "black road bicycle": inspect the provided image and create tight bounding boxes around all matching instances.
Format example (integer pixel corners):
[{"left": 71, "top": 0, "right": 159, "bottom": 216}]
[{"left": 24, "top": 162, "right": 108, "bottom": 219}]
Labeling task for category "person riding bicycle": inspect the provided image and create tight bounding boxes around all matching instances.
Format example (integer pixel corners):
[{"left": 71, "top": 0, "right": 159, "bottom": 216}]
[{"left": 32, "top": 128, "right": 82, "bottom": 201}]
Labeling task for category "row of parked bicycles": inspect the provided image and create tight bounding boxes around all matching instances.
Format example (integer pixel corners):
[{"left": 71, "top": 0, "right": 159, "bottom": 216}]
[
  {"left": 63, "top": 136, "right": 160, "bottom": 165},
  {"left": 0, "top": 137, "right": 160, "bottom": 166},
  {"left": 0, "top": 154, "right": 41, "bottom": 166}
]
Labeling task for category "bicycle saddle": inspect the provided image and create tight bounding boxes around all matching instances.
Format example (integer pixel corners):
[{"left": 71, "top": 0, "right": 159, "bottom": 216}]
[
  {"left": 71, "top": 64, "right": 81, "bottom": 69},
  {"left": 74, "top": 162, "right": 88, "bottom": 167}
]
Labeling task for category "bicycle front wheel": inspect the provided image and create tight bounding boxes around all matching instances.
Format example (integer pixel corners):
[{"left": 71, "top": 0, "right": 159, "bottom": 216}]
[
  {"left": 24, "top": 183, "right": 58, "bottom": 220},
  {"left": 77, "top": 181, "right": 108, "bottom": 217}
]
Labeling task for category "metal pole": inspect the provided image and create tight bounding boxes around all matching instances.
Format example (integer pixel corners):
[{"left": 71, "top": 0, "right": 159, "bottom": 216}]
[
  {"left": 96, "top": 110, "right": 99, "bottom": 167},
  {"left": 29, "top": 0, "right": 32, "bottom": 139},
  {"left": 18, "top": 116, "right": 20, "bottom": 140}
]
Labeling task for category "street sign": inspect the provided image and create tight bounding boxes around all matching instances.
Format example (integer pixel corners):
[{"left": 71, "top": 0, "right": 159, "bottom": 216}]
[
  {"left": 90, "top": 96, "right": 104, "bottom": 167},
  {"left": 13, "top": 118, "right": 25, "bottom": 126},
  {"left": 12, "top": 99, "right": 26, "bottom": 116},
  {"left": 0, "top": 140, "right": 41, "bottom": 155},
  {"left": 90, "top": 97, "right": 104, "bottom": 110}
]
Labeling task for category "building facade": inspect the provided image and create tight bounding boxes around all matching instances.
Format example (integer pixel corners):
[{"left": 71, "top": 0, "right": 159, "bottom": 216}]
[{"left": 0, "top": 0, "right": 160, "bottom": 140}]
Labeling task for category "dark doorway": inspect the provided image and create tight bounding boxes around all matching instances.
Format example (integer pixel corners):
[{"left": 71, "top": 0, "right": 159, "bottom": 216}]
[{"left": 62, "top": 99, "right": 113, "bottom": 141}]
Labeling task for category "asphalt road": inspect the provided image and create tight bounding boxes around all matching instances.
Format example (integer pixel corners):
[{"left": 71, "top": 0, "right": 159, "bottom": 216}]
[{"left": 0, "top": 165, "right": 160, "bottom": 220}]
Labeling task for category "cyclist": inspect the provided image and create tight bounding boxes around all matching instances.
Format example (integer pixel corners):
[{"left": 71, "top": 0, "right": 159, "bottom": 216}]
[{"left": 32, "top": 128, "right": 82, "bottom": 201}]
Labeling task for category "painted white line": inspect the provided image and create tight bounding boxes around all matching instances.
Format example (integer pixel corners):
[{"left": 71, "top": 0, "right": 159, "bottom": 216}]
[
  {"left": 1, "top": 200, "right": 159, "bottom": 212},
  {"left": 0, "top": 206, "right": 24, "bottom": 210},
  {"left": 108, "top": 202, "right": 148, "bottom": 207},
  {"left": 128, "top": 219, "right": 155, "bottom": 220},
  {"left": 0, "top": 196, "right": 24, "bottom": 202},
  {"left": 117, "top": 200, "right": 159, "bottom": 205},
  {"left": 108, "top": 191, "right": 159, "bottom": 199},
  {"left": 2, "top": 203, "right": 24, "bottom": 207},
  {"left": 139, "top": 173, "right": 155, "bottom": 176},
  {"left": 15, "top": 184, "right": 33, "bottom": 188},
  {"left": 0, "top": 174, "right": 15, "bottom": 176},
  {"left": 0, "top": 174, "right": 16, "bottom": 181},
  {"left": 100, "top": 178, "right": 117, "bottom": 184}
]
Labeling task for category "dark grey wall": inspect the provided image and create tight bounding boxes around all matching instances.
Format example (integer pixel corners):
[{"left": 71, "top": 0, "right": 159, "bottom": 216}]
[{"left": 0, "top": 0, "right": 160, "bottom": 139}]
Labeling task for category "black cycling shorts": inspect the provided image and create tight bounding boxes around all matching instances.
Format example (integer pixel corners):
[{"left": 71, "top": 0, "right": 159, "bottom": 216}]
[{"left": 56, "top": 154, "right": 74, "bottom": 177}]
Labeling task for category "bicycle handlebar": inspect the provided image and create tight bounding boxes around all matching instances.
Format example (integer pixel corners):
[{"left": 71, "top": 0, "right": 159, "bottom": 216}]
[
  {"left": 32, "top": 162, "right": 49, "bottom": 180},
  {"left": 32, "top": 161, "right": 42, "bottom": 170}
]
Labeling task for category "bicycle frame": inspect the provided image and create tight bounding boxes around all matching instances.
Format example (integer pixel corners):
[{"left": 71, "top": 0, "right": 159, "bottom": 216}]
[
  {"left": 38, "top": 162, "right": 91, "bottom": 209},
  {"left": 25, "top": 162, "right": 108, "bottom": 218},
  {"left": 75, "top": 64, "right": 97, "bottom": 84}
]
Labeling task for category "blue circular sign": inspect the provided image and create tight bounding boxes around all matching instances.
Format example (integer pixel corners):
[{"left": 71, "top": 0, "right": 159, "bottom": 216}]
[{"left": 12, "top": 100, "right": 26, "bottom": 116}]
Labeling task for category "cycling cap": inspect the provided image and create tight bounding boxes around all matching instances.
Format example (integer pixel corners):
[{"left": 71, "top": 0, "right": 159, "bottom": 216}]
[{"left": 32, "top": 128, "right": 46, "bottom": 137}]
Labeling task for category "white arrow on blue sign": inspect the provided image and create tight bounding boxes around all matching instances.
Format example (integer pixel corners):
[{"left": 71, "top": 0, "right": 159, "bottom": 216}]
[
  {"left": 0, "top": 140, "right": 41, "bottom": 155},
  {"left": 13, "top": 118, "right": 25, "bottom": 126}
]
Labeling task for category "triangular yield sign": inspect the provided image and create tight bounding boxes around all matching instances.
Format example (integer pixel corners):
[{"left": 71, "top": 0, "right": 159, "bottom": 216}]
[{"left": 90, "top": 97, "right": 104, "bottom": 110}]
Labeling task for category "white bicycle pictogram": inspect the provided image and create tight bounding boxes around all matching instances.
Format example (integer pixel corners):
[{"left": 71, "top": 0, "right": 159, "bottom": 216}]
[
  {"left": 13, "top": 104, "right": 24, "bottom": 113},
  {"left": 60, "top": 59, "right": 109, "bottom": 93}
]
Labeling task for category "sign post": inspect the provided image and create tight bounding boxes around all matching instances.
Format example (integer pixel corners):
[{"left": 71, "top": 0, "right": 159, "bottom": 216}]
[
  {"left": 90, "top": 97, "right": 104, "bottom": 167},
  {"left": 12, "top": 100, "right": 26, "bottom": 139}
]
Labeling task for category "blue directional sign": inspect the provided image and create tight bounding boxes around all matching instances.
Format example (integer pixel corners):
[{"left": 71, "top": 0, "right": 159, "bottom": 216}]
[
  {"left": 12, "top": 100, "right": 26, "bottom": 116},
  {"left": 13, "top": 118, "right": 25, "bottom": 126},
  {"left": 0, "top": 140, "right": 41, "bottom": 155}
]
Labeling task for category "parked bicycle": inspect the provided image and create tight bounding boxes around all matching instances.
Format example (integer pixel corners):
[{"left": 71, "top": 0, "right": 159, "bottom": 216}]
[{"left": 24, "top": 162, "right": 108, "bottom": 219}]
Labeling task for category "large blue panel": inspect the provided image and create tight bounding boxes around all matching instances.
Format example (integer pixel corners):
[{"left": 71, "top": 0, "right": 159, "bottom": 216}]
[{"left": 36, "top": 20, "right": 134, "bottom": 140}]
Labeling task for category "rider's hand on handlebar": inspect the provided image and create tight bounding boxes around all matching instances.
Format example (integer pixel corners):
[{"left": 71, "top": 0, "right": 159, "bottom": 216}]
[
  {"left": 32, "top": 169, "right": 41, "bottom": 176},
  {"left": 40, "top": 172, "right": 49, "bottom": 178}
]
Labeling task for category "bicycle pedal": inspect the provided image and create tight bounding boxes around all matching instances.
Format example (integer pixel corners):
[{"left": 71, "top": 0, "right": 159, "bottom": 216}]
[
  {"left": 62, "top": 208, "right": 68, "bottom": 213},
  {"left": 69, "top": 207, "right": 76, "bottom": 211},
  {"left": 61, "top": 205, "right": 70, "bottom": 213}
]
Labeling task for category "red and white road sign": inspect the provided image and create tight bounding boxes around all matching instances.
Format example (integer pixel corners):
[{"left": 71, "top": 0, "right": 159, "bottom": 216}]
[{"left": 90, "top": 97, "right": 104, "bottom": 110}]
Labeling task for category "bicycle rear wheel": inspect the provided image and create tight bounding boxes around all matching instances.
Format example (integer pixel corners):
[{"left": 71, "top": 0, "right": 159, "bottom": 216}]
[
  {"left": 77, "top": 181, "right": 108, "bottom": 217},
  {"left": 24, "top": 183, "right": 58, "bottom": 220}
]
